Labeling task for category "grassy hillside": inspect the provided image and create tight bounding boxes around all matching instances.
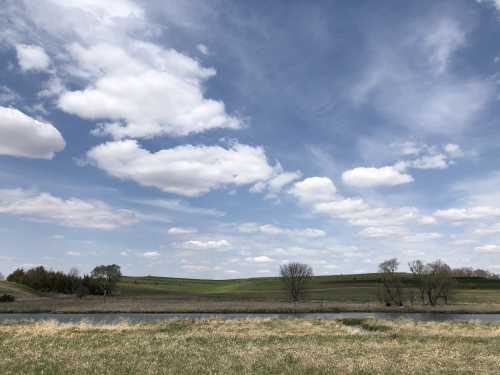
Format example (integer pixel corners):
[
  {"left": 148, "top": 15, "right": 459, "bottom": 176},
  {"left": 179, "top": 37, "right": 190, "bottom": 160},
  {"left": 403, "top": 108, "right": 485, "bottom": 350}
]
[
  {"left": 0, "top": 281, "right": 39, "bottom": 300},
  {"left": 118, "top": 274, "right": 500, "bottom": 303}
]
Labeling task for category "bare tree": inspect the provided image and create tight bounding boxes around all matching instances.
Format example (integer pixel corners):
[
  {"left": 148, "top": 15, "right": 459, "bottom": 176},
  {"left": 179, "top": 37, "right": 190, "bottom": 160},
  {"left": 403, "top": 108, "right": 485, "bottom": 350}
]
[
  {"left": 408, "top": 259, "right": 457, "bottom": 306},
  {"left": 408, "top": 260, "right": 426, "bottom": 304},
  {"left": 0, "top": 272, "right": 4, "bottom": 281},
  {"left": 425, "top": 260, "right": 456, "bottom": 306},
  {"left": 280, "top": 262, "right": 313, "bottom": 302},
  {"left": 378, "top": 258, "right": 404, "bottom": 306}
]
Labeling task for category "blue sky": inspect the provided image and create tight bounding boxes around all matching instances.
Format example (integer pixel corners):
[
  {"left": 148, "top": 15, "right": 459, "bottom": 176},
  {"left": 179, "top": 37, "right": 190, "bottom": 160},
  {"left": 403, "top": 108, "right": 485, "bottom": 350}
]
[{"left": 1, "top": 0, "right": 500, "bottom": 278}]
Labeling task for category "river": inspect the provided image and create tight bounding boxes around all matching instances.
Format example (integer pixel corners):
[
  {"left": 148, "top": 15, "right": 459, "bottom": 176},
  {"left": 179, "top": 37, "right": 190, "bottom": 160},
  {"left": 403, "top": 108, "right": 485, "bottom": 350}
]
[{"left": 2, "top": 312, "right": 500, "bottom": 323}]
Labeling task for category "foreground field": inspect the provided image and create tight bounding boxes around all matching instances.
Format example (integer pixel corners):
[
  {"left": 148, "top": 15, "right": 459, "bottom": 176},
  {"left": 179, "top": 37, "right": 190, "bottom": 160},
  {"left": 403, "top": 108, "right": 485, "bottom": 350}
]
[{"left": 1, "top": 318, "right": 499, "bottom": 374}]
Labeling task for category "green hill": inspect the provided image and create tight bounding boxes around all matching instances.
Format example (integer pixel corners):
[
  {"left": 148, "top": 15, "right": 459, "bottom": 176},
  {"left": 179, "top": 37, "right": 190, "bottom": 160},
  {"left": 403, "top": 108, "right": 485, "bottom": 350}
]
[
  {"left": 118, "top": 274, "right": 500, "bottom": 303},
  {"left": 0, "top": 281, "right": 39, "bottom": 300}
]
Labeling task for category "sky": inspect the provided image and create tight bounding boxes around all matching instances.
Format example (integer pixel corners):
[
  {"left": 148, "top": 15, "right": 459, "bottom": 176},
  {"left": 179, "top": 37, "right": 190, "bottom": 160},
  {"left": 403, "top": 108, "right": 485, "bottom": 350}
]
[{"left": 1, "top": 0, "right": 500, "bottom": 278}]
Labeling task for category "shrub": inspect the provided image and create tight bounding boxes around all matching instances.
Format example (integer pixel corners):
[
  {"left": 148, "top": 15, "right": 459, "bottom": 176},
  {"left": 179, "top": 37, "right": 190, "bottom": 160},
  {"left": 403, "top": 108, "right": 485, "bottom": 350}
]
[{"left": 0, "top": 294, "right": 15, "bottom": 303}]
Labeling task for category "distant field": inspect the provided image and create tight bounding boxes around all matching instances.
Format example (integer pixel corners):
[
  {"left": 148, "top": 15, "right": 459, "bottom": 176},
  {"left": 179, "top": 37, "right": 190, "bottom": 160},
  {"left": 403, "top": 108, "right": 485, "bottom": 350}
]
[
  {"left": 117, "top": 274, "right": 500, "bottom": 304},
  {"left": 1, "top": 318, "right": 500, "bottom": 374},
  {"left": 1, "top": 274, "right": 499, "bottom": 313}
]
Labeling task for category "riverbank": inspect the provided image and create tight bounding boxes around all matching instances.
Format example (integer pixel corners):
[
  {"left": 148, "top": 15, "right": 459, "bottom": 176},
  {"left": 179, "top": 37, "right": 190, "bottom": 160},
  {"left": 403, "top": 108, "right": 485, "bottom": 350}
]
[
  {"left": 2, "top": 296, "right": 500, "bottom": 314},
  {"left": 1, "top": 318, "right": 499, "bottom": 374}
]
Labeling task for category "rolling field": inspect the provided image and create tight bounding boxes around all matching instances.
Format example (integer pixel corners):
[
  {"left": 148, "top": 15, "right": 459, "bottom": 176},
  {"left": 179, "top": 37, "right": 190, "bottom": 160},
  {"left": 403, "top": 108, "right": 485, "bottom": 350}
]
[
  {"left": 1, "top": 318, "right": 500, "bottom": 374},
  {"left": 1, "top": 274, "right": 500, "bottom": 313},
  {"left": 117, "top": 274, "right": 500, "bottom": 304}
]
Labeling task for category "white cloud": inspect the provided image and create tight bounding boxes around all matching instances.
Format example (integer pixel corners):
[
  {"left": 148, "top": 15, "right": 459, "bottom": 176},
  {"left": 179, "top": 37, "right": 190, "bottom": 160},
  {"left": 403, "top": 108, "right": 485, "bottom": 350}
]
[
  {"left": 420, "top": 216, "right": 437, "bottom": 225},
  {"left": 342, "top": 166, "right": 413, "bottom": 188},
  {"left": 0, "top": 106, "right": 65, "bottom": 159},
  {"left": 403, "top": 232, "right": 442, "bottom": 242},
  {"left": 167, "top": 227, "right": 197, "bottom": 235},
  {"left": 359, "top": 226, "right": 407, "bottom": 239},
  {"left": 15, "top": 44, "right": 50, "bottom": 72},
  {"left": 0, "top": 188, "right": 138, "bottom": 229},
  {"left": 246, "top": 256, "right": 274, "bottom": 263},
  {"left": 289, "top": 177, "right": 337, "bottom": 204},
  {"left": 252, "top": 168, "right": 302, "bottom": 199},
  {"left": 4, "top": 1, "right": 241, "bottom": 140},
  {"left": 59, "top": 42, "right": 241, "bottom": 139},
  {"left": 184, "top": 239, "right": 231, "bottom": 250},
  {"left": 237, "top": 223, "right": 326, "bottom": 238},
  {"left": 408, "top": 153, "right": 449, "bottom": 170},
  {"left": 87, "top": 140, "right": 275, "bottom": 197},
  {"left": 66, "top": 251, "right": 81, "bottom": 256},
  {"left": 314, "top": 198, "right": 369, "bottom": 216},
  {"left": 142, "top": 251, "right": 161, "bottom": 258},
  {"left": 197, "top": 44, "right": 209, "bottom": 55},
  {"left": 474, "top": 244, "right": 500, "bottom": 253},
  {"left": 474, "top": 223, "right": 500, "bottom": 235},
  {"left": 444, "top": 143, "right": 463, "bottom": 158},
  {"left": 434, "top": 206, "right": 500, "bottom": 221}
]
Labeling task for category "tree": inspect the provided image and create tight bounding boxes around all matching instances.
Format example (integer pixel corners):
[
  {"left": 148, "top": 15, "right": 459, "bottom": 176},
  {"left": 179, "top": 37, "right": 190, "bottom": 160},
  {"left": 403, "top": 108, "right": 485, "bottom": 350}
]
[
  {"left": 378, "top": 258, "right": 404, "bottom": 306},
  {"left": 90, "top": 264, "right": 122, "bottom": 296},
  {"left": 425, "top": 260, "right": 456, "bottom": 306},
  {"left": 408, "top": 260, "right": 426, "bottom": 304},
  {"left": 408, "top": 259, "right": 457, "bottom": 306},
  {"left": 7, "top": 268, "right": 25, "bottom": 283},
  {"left": 280, "top": 262, "right": 313, "bottom": 302},
  {"left": 0, "top": 272, "right": 4, "bottom": 281}
]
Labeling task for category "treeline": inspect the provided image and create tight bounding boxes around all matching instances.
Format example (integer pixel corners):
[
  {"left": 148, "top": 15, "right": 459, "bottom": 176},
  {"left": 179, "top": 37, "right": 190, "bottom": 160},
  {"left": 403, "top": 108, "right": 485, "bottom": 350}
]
[
  {"left": 377, "top": 258, "right": 500, "bottom": 307},
  {"left": 6, "top": 264, "right": 122, "bottom": 297},
  {"left": 450, "top": 267, "right": 498, "bottom": 279}
]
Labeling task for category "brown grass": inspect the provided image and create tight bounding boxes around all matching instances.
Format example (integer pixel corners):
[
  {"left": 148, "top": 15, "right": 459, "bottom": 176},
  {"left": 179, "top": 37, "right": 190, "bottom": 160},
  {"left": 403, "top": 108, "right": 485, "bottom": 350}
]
[{"left": 1, "top": 318, "right": 500, "bottom": 374}]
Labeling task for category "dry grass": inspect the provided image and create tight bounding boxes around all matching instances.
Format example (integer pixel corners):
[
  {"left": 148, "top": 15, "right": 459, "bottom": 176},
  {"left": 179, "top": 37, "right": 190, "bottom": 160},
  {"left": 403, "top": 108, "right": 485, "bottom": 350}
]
[
  {"left": 2, "top": 296, "right": 500, "bottom": 314},
  {"left": 1, "top": 318, "right": 500, "bottom": 374}
]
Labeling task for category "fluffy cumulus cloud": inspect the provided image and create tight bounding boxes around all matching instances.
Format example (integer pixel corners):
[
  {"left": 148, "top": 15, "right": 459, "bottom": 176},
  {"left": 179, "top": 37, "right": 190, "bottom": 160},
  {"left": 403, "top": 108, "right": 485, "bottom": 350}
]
[
  {"left": 59, "top": 42, "right": 241, "bottom": 139},
  {"left": 0, "top": 106, "right": 65, "bottom": 159},
  {"left": 347, "top": 143, "right": 465, "bottom": 188},
  {"left": 342, "top": 166, "right": 413, "bottom": 188},
  {"left": 291, "top": 177, "right": 422, "bottom": 229},
  {"left": 15, "top": 44, "right": 50, "bottom": 72},
  {"left": 237, "top": 223, "right": 326, "bottom": 238},
  {"left": 0, "top": 188, "right": 138, "bottom": 229},
  {"left": 87, "top": 140, "right": 276, "bottom": 197},
  {"left": 289, "top": 177, "right": 337, "bottom": 204},
  {"left": 3, "top": 0, "right": 241, "bottom": 139}
]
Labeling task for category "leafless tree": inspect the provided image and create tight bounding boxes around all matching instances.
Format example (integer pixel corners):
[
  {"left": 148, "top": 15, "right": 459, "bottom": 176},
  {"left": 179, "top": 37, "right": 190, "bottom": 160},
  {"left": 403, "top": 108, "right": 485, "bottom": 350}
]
[
  {"left": 280, "top": 262, "right": 313, "bottom": 302},
  {"left": 408, "top": 260, "right": 426, "bottom": 304},
  {"left": 408, "top": 259, "right": 457, "bottom": 306},
  {"left": 425, "top": 260, "right": 456, "bottom": 305},
  {"left": 0, "top": 272, "right": 4, "bottom": 281},
  {"left": 378, "top": 258, "right": 404, "bottom": 306}
]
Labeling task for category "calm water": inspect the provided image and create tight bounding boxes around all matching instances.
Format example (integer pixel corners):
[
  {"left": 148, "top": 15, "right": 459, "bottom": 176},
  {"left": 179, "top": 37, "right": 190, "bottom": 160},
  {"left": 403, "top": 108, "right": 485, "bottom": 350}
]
[{"left": 1, "top": 312, "right": 500, "bottom": 323}]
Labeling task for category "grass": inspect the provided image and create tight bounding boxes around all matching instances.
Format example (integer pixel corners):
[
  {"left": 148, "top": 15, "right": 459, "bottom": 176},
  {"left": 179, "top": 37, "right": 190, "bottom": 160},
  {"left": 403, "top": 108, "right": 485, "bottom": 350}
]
[
  {"left": 1, "top": 318, "right": 500, "bottom": 374},
  {"left": 1, "top": 274, "right": 500, "bottom": 313}
]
